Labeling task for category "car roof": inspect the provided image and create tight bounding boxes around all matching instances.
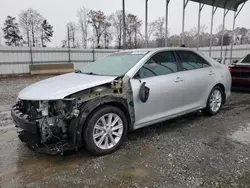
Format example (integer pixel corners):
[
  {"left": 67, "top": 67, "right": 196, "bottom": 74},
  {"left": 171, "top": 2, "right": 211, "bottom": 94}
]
[{"left": 122, "top": 47, "right": 196, "bottom": 53}]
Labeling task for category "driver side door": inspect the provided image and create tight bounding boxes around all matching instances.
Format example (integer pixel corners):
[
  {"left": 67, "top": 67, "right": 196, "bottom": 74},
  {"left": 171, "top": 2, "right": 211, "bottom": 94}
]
[{"left": 130, "top": 51, "right": 184, "bottom": 129}]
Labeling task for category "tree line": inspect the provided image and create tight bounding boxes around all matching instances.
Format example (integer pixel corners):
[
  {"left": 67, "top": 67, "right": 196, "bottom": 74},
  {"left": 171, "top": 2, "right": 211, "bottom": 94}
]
[
  {"left": 2, "top": 8, "right": 53, "bottom": 47},
  {"left": 63, "top": 7, "right": 250, "bottom": 49},
  {"left": 62, "top": 8, "right": 144, "bottom": 49},
  {"left": 2, "top": 7, "right": 250, "bottom": 48},
  {"left": 62, "top": 8, "right": 175, "bottom": 49}
]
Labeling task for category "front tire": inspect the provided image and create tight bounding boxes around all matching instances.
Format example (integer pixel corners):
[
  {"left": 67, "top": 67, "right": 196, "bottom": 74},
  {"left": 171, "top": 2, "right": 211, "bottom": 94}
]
[
  {"left": 83, "top": 106, "right": 128, "bottom": 156},
  {"left": 204, "top": 86, "right": 223, "bottom": 116}
]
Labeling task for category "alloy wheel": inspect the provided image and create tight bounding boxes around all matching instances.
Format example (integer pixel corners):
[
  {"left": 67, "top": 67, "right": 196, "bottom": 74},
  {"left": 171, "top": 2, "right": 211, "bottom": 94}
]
[
  {"left": 93, "top": 113, "right": 123, "bottom": 150},
  {"left": 209, "top": 89, "right": 222, "bottom": 113}
]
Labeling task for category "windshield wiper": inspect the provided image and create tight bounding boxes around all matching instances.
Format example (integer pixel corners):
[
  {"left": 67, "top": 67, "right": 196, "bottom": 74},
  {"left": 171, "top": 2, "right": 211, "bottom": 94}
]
[
  {"left": 74, "top": 70, "right": 97, "bottom": 75},
  {"left": 74, "top": 69, "right": 83, "bottom": 73},
  {"left": 75, "top": 70, "right": 103, "bottom": 76},
  {"left": 83, "top": 72, "right": 98, "bottom": 75}
]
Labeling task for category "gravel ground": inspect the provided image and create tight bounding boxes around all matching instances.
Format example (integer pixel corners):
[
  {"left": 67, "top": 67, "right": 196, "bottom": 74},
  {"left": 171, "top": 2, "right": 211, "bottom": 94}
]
[{"left": 1, "top": 76, "right": 250, "bottom": 188}]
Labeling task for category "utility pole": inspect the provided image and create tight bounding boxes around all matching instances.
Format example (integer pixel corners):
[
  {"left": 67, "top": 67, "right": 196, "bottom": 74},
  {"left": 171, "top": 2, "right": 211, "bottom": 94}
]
[
  {"left": 145, "top": 0, "right": 148, "bottom": 48},
  {"left": 165, "top": 0, "right": 170, "bottom": 47},
  {"left": 67, "top": 24, "right": 71, "bottom": 64},
  {"left": 122, "top": 0, "right": 126, "bottom": 50},
  {"left": 181, "top": 0, "right": 188, "bottom": 45},
  {"left": 197, "top": 3, "right": 204, "bottom": 50}
]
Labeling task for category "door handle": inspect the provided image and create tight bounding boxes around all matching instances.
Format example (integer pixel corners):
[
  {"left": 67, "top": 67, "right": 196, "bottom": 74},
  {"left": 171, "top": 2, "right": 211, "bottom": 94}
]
[
  {"left": 174, "top": 77, "right": 183, "bottom": 82},
  {"left": 209, "top": 71, "right": 215, "bottom": 75}
]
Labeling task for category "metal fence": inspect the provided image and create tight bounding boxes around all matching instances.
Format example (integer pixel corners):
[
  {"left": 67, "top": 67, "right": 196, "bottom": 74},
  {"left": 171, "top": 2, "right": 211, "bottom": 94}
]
[
  {"left": 1, "top": 45, "right": 250, "bottom": 75},
  {"left": 0, "top": 46, "right": 118, "bottom": 75},
  {"left": 198, "top": 44, "right": 250, "bottom": 64}
]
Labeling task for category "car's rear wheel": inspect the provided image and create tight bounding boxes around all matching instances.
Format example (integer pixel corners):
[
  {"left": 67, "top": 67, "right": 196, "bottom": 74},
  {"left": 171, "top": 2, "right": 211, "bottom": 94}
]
[
  {"left": 204, "top": 86, "right": 223, "bottom": 116},
  {"left": 83, "top": 106, "right": 128, "bottom": 156}
]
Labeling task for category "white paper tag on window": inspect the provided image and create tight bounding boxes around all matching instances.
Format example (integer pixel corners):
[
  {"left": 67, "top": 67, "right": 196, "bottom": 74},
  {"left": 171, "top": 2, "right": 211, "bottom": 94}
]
[{"left": 131, "top": 51, "right": 148, "bottom": 55}]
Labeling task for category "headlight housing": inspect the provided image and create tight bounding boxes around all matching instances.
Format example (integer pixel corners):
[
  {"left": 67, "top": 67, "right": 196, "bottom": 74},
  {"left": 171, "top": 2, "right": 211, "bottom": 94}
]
[{"left": 38, "top": 101, "right": 49, "bottom": 116}]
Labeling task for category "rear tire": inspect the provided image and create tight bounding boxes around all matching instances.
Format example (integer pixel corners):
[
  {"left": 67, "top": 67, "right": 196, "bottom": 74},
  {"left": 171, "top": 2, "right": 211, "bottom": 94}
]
[
  {"left": 82, "top": 106, "right": 128, "bottom": 156},
  {"left": 204, "top": 86, "right": 223, "bottom": 116}
]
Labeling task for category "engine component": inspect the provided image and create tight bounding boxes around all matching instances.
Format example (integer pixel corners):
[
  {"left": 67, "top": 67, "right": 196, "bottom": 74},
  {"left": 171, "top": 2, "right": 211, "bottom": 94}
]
[
  {"left": 38, "top": 101, "right": 49, "bottom": 116},
  {"left": 66, "top": 109, "right": 80, "bottom": 119},
  {"left": 39, "top": 117, "right": 68, "bottom": 143}
]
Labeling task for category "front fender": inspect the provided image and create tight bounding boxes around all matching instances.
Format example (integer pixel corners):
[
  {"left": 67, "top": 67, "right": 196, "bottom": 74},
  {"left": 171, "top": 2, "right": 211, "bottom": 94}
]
[{"left": 69, "top": 96, "right": 129, "bottom": 146}]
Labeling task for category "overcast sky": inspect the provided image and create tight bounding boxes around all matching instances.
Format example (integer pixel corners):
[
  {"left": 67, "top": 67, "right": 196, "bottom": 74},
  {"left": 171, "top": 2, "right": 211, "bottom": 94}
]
[{"left": 0, "top": 0, "right": 249, "bottom": 47}]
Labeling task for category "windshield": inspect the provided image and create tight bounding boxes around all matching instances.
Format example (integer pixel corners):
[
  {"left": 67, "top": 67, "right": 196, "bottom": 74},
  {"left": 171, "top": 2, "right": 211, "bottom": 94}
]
[{"left": 80, "top": 51, "right": 148, "bottom": 76}]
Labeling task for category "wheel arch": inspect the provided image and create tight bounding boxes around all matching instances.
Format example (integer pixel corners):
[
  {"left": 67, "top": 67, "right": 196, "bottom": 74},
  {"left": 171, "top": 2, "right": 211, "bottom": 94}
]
[
  {"left": 69, "top": 96, "right": 132, "bottom": 147},
  {"left": 214, "top": 83, "right": 226, "bottom": 103},
  {"left": 103, "top": 101, "right": 132, "bottom": 128}
]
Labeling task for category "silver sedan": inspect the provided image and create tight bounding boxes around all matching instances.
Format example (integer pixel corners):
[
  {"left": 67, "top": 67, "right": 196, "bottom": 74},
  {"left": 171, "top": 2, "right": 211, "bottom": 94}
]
[{"left": 12, "top": 47, "right": 231, "bottom": 156}]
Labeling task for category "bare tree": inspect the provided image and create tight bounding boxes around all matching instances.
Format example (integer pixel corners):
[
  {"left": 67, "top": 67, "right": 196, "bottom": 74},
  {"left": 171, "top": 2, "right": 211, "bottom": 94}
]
[
  {"left": 77, "top": 7, "right": 89, "bottom": 48},
  {"left": 199, "top": 25, "right": 208, "bottom": 47},
  {"left": 148, "top": 22, "right": 157, "bottom": 41},
  {"left": 103, "top": 21, "right": 112, "bottom": 48},
  {"left": 126, "top": 14, "right": 141, "bottom": 49},
  {"left": 178, "top": 25, "right": 209, "bottom": 47},
  {"left": 110, "top": 10, "right": 123, "bottom": 49},
  {"left": 154, "top": 17, "right": 165, "bottom": 47},
  {"left": 19, "top": 11, "right": 30, "bottom": 46},
  {"left": 189, "top": 27, "right": 197, "bottom": 37},
  {"left": 215, "top": 25, "right": 229, "bottom": 46},
  {"left": 88, "top": 10, "right": 106, "bottom": 48},
  {"left": 126, "top": 14, "right": 134, "bottom": 48},
  {"left": 183, "top": 31, "right": 196, "bottom": 47},
  {"left": 190, "top": 25, "right": 208, "bottom": 36},
  {"left": 168, "top": 34, "right": 181, "bottom": 46},
  {"left": 139, "top": 21, "right": 156, "bottom": 42},
  {"left": 200, "top": 25, "right": 208, "bottom": 34},
  {"left": 19, "top": 8, "right": 44, "bottom": 47},
  {"left": 67, "top": 22, "right": 77, "bottom": 48},
  {"left": 216, "top": 24, "right": 224, "bottom": 34},
  {"left": 134, "top": 19, "right": 142, "bottom": 48}
]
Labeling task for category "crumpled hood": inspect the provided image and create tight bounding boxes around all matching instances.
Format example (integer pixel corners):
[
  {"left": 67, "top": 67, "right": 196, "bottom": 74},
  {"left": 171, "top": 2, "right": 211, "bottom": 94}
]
[{"left": 18, "top": 73, "right": 117, "bottom": 100}]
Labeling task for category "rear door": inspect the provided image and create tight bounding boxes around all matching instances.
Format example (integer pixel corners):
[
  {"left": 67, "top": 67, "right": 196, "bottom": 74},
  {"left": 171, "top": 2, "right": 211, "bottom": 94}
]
[{"left": 176, "top": 50, "right": 216, "bottom": 111}]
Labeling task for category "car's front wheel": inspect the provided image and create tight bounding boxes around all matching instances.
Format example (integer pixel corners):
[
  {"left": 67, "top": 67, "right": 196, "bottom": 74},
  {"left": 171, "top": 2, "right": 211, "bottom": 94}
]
[
  {"left": 83, "top": 106, "right": 128, "bottom": 156},
  {"left": 204, "top": 86, "right": 223, "bottom": 116}
]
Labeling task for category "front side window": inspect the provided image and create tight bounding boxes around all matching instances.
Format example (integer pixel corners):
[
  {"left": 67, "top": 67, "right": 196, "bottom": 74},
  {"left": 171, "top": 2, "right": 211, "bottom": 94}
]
[
  {"left": 80, "top": 51, "right": 148, "bottom": 76},
  {"left": 138, "top": 51, "right": 178, "bottom": 79},
  {"left": 178, "top": 51, "right": 211, "bottom": 71}
]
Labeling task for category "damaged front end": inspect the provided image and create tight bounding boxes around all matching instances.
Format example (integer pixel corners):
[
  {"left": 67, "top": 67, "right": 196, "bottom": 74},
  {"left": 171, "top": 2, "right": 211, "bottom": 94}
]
[
  {"left": 11, "top": 77, "right": 135, "bottom": 155},
  {"left": 11, "top": 99, "right": 80, "bottom": 154}
]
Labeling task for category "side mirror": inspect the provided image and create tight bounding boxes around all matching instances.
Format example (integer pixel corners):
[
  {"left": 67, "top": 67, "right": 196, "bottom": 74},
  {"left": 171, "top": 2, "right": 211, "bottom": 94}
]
[{"left": 139, "top": 82, "right": 150, "bottom": 103}]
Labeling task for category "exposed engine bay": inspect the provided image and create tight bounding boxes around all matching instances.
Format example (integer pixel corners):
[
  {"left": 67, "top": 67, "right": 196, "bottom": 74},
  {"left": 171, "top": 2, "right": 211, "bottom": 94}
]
[
  {"left": 16, "top": 99, "right": 80, "bottom": 145},
  {"left": 11, "top": 78, "right": 134, "bottom": 155}
]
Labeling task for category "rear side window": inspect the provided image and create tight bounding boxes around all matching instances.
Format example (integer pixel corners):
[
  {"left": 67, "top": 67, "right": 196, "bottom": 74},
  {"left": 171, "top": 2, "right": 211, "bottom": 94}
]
[
  {"left": 178, "top": 51, "right": 211, "bottom": 71},
  {"left": 242, "top": 54, "right": 250, "bottom": 63},
  {"left": 139, "top": 51, "right": 178, "bottom": 79}
]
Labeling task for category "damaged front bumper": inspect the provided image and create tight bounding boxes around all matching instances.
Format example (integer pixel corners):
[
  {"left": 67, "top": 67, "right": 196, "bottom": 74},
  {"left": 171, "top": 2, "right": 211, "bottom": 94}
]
[{"left": 11, "top": 105, "right": 77, "bottom": 155}]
